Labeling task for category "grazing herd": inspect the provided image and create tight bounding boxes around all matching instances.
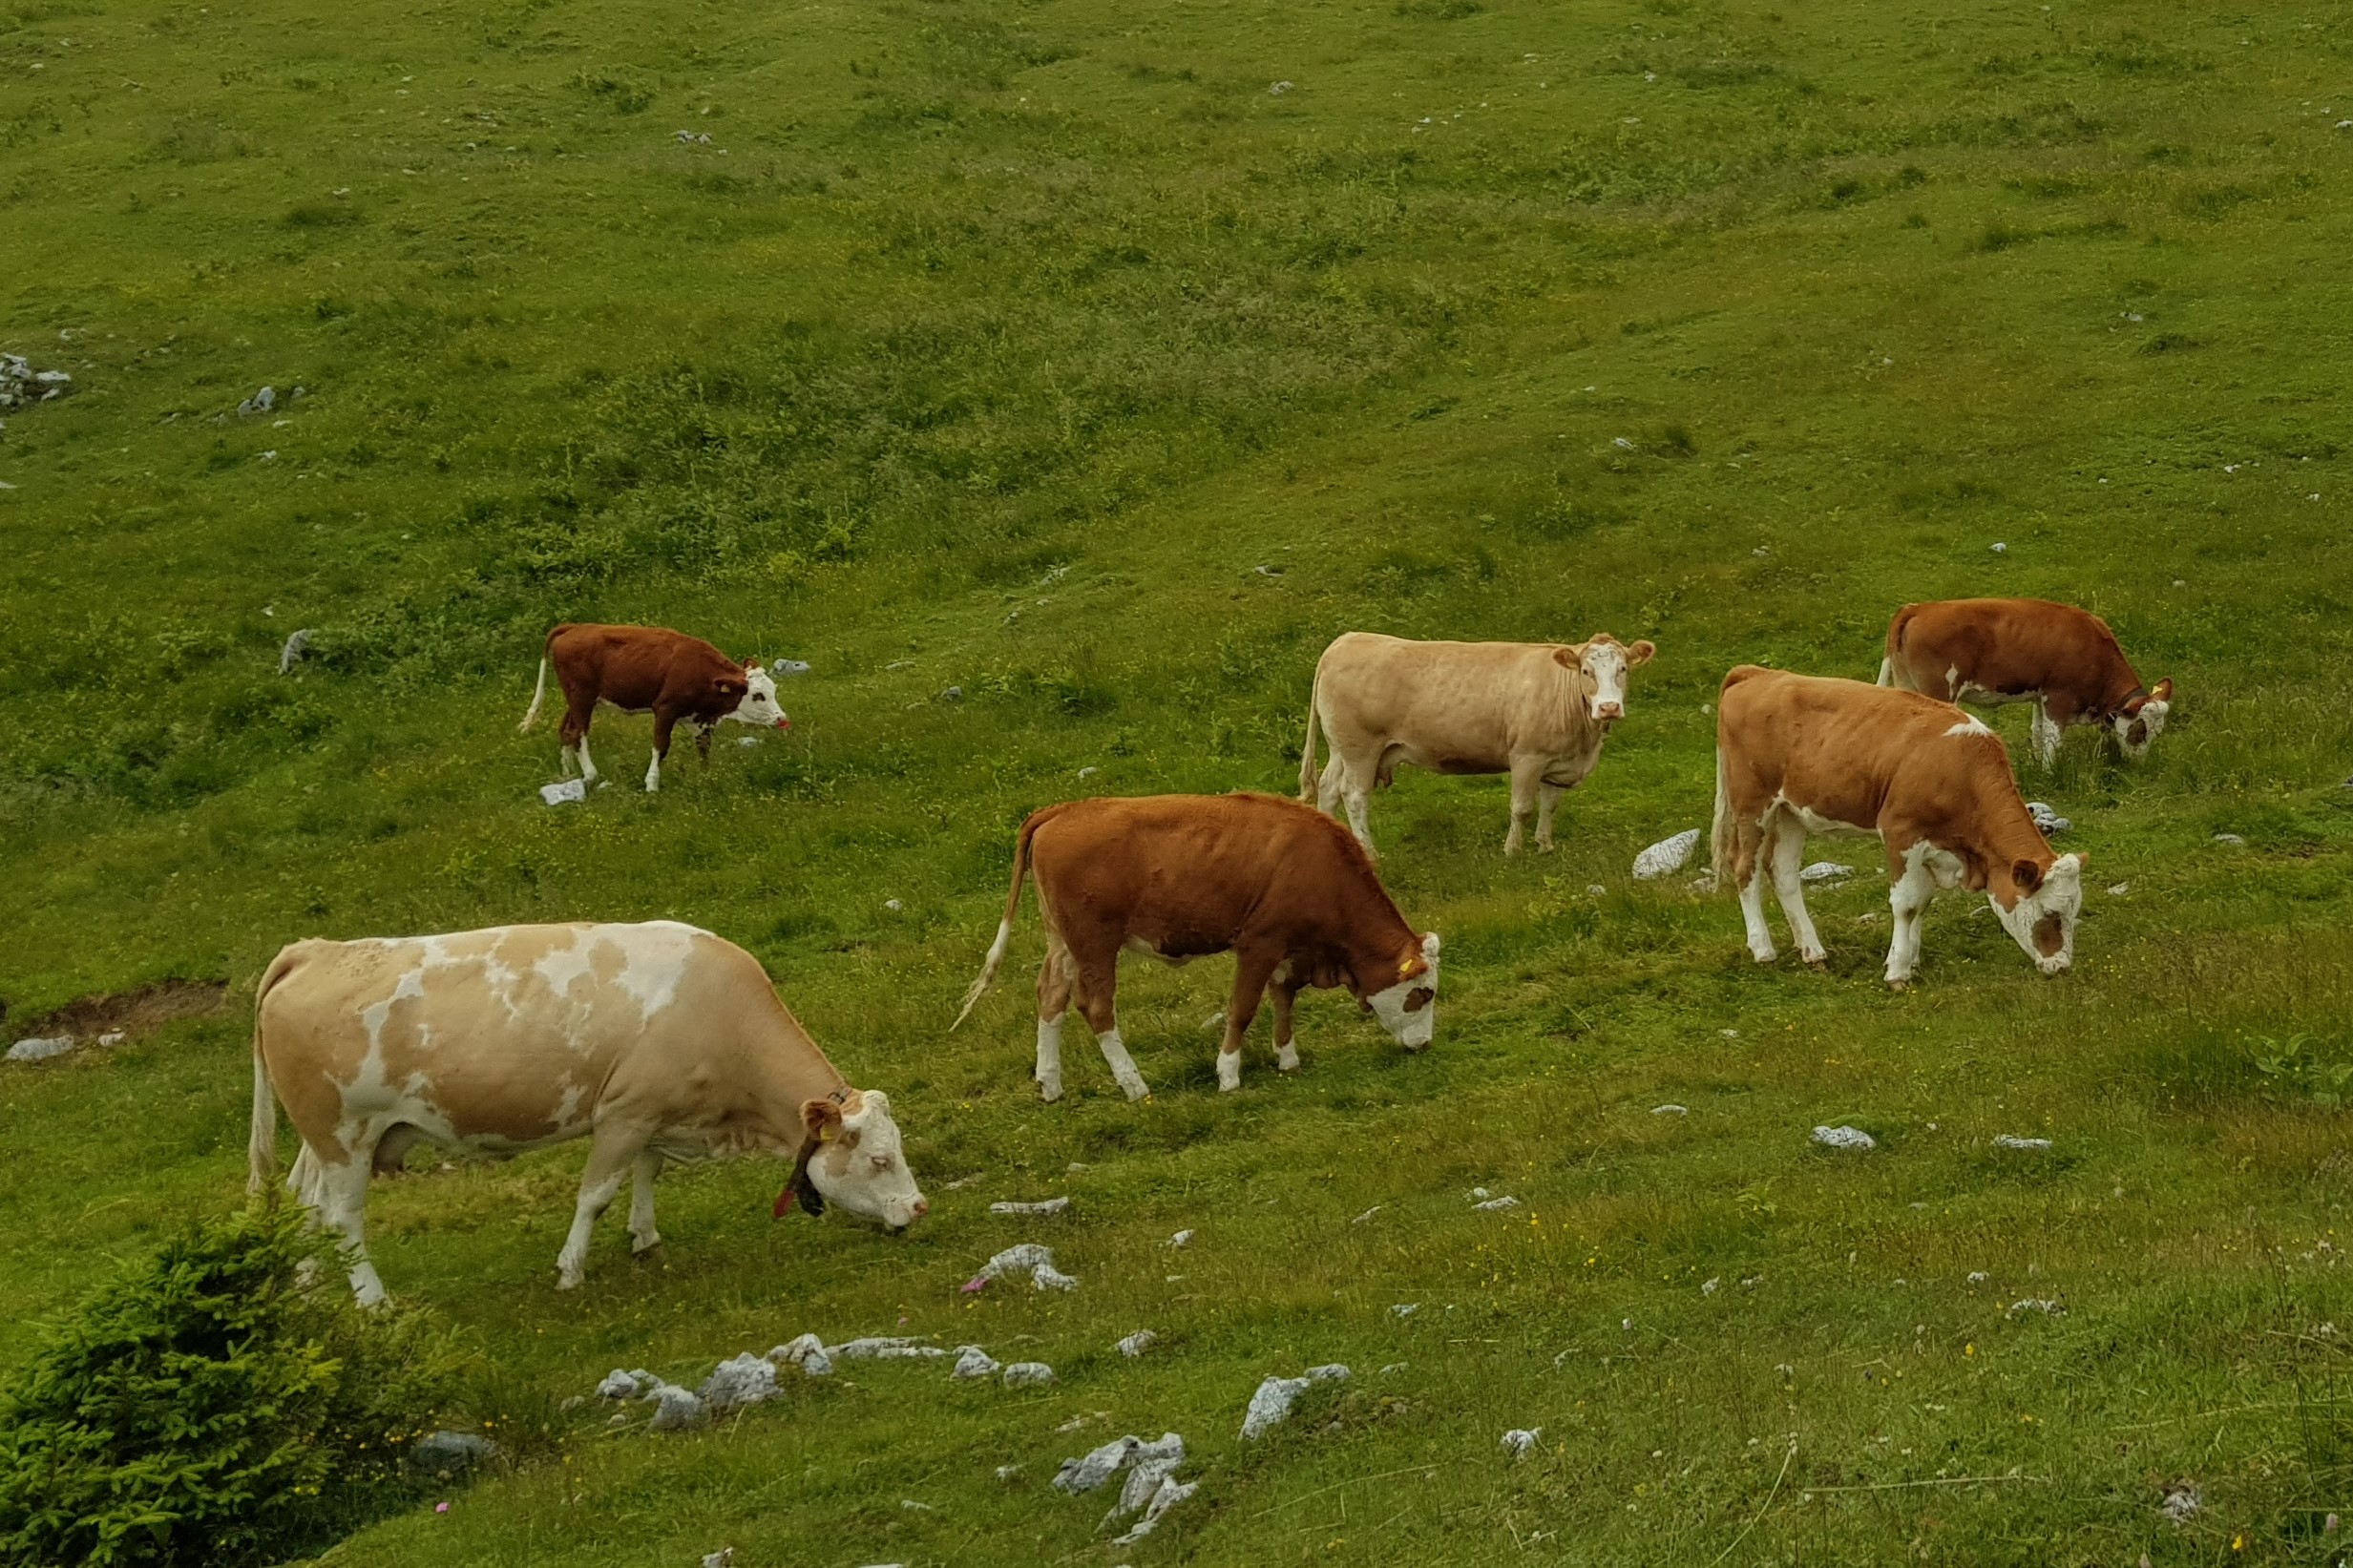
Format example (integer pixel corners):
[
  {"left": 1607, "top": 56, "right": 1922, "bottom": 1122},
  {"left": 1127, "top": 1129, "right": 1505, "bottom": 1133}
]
[{"left": 244, "top": 596, "right": 2169, "bottom": 1299}]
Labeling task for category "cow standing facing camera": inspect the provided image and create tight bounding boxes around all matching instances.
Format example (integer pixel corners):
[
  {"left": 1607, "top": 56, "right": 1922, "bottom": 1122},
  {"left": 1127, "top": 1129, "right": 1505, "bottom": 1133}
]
[
  {"left": 520, "top": 622, "right": 790, "bottom": 792},
  {"left": 954, "top": 792, "right": 1440, "bottom": 1099}
]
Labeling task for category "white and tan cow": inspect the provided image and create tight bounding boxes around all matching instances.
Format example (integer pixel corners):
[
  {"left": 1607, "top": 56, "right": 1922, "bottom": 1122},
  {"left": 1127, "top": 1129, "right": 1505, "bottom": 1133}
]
[
  {"left": 1712, "top": 667, "right": 2087, "bottom": 987},
  {"left": 1300, "top": 631, "right": 1656, "bottom": 855},
  {"left": 954, "top": 792, "right": 1439, "bottom": 1099},
  {"left": 250, "top": 921, "right": 927, "bottom": 1304},
  {"left": 1879, "top": 597, "right": 2173, "bottom": 766}
]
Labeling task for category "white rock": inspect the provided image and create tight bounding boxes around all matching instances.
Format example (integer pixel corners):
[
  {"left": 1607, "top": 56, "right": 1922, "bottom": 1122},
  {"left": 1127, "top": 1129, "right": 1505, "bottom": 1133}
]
[
  {"left": 970, "top": 1243, "right": 1075, "bottom": 1291},
  {"left": 951, "top": 1345, "right": 1000, "bottom": 1380},
  {"left": 646, "top": 1383, "right": 708, "bottom": 1431},
  {"left": 1798, "top": 862, "right": 1853, "bottom": 883},
  {"left": 1112, "top": 1474, "right": 1199, "bottom": 1545},
  {"left": 883, "top": 897, "right": 902, "bottom": 909},
  {"left": 1056, "top": 1437, "right": 1141, "bottom": 1493},
  {"left": 1701, "top": 1277, "right": 1720, "bottom": 1295},
  {"left": 1167, "top": 1229, "right": 1193, "bottom": 1248},
  {"left": 1651, "top": 1103, "right": 1688, "bottom": 1116},
  {"left": 1391, "top": 1303, "right": 1418, "bottom": 1317},
  {"left": 597, "top": 1368, "right": 656, "bottom": 1399},
  {"left": 1500, "top": 1427, "right": 1543, "bottom": 1456},
  {"left": 8, "top": 1036, "right": 74, "bottom": 1063},
  {"left": 539, "top": 780, "right": 586, "bottom": 805},
  {"left": 1992, "top": 1135, "right": 2052, "bottom": 1151},
  {"left": 1108, "top": 1432, "right": 1187, "bottom": 1518},
  {"left": 96, "top": 1032, "right": 125, "bottom": 1047},
  {"left": 2214, "top": 832, "right": 2246, "bottom": 846},
  {"left": 2026, "top": 802, "right": 2070, "bottom": 835},
  {"left": 1990, "top": 541, "right": 2006, "bottom": 553},
  {"left": 2108, "top": 881, "right": 2131, "bottom": 896},
  {"left": 1470, "top": 1187, "right": 1490, "bottom": 1200},
  {"left": 1269, "top": 79, "right": 1293, "bottom": 94},
  {"left": 1632, "top": 828, "right": 1700, "bottom": 880},
  {"left": 700, "top": 1353, "right": 779, "bottom": 1411},
  {"left": 831, "top": 1336, "right": 924, "bottom": 1359},
  {"left": 1473, "top": 1196, "right": 1521, "bottom": 1211},
  {"left": 1586, "top": 884, "right": 1607, "bottom": 896},
  {"left": 1812, "top": 1125, "right": 1875, "bottom": 1150},
  {"left": 1967, "top": 1271, "right": 1988, "bottom": 1285},
  {"left": 1352, "top": 1206, "right": 1382, "bottom": 1224},
  {"left": 1002, "top": 1361, "right": 1056, "bottom": 1387},
  {"left": 2161, "top": 1482, "right": 2199, "bottom": 1524},
  {"left": 1240, "top": 1364, "right": 1349, "bottom": 1439},
  {"left": 703, "top": 1551, "right": 734, "bottom": 1568},
  {"left": 2008, "top": 1298, "right": 2066, "bottom": 1317},
  {"left": 989, "top": 1197, "right": 1071, "bottom": 1217}
]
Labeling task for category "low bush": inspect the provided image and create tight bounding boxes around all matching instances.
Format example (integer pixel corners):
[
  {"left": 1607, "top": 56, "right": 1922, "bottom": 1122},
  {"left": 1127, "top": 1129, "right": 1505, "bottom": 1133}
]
[{"left": 0, "top": 1207, "right": 453, "bottom": 1568}]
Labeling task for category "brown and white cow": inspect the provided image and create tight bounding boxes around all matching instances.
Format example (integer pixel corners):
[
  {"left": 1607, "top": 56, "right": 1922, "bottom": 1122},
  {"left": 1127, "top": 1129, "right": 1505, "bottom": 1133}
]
[
  {"left": 520, "top": 622, "right": 789, "bottom": 792},
  {"left": 1712, "top": 667, "right": 2087, "bottom": 988},
  {"left": 1300, "top": 631, "right": 1656, "bottom": 856},
  {"left": 952, "top": 792, "right": 1440, "bottom": 1099},
  {"left": 1879, "top": 597, "right": 2173, "bottom": 767},
  {"left": 250, "top": 921, "right": 927, "bottom": 1304}
]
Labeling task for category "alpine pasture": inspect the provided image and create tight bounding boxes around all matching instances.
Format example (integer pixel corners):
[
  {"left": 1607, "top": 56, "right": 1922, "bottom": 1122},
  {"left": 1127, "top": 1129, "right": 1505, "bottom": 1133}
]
[{"left": 5, "top": 0, "right": 2353, "bottom": 1559}]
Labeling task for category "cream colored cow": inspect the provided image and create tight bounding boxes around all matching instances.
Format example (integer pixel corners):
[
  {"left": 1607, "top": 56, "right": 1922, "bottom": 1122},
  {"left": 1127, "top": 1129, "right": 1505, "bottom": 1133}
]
[{"left": 250, "top": 921, "right": 927, "bottom": 1304}]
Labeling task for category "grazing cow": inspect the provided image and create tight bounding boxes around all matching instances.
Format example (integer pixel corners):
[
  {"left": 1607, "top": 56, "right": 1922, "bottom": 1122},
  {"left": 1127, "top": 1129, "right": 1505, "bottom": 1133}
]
[
  {"left": 1879, "top": 597, "right": 2173, "bottom": 766},
  {"left": 519, "top": 622, "right": 789, "bottom": 792},
  {"left": 953, "top": 792, "right": 1440, "bottom": 1099},
  {"left": 1712, "top": 667, "right": 2088, "bottom": 988},
  {"left": 250, "top": 921, "right": 928, "bottom": 1305},
  {"left": 1299, "top": 631, "right": 1656, "bottom": 855}
]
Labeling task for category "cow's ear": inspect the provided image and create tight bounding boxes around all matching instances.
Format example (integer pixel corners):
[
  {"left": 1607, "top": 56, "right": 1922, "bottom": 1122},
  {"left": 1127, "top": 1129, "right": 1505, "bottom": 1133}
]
[
  {"left": 2069, "top": 849, "right": 2090, "bottom": 874},
  {"left": 1396, "top": 943, "right": 1427, "bottom": 981},
  {"left": 716, "top": 676, "right": 747, "bottom": 701},
  {"left": 2011, "top": 859, "right": 2044, "bottom": 894},
  {"left": 803, "top": 1098, "right": 845, "bottom": 1142},
  {"left": 2150, "top": 678, "right": 2173, "bottom": 703},
  {"left": 1551, "top": 646, "right": 1582, "bottom": 669},
  {"left": 1628, "top": 639, "right": 1656, "bottom": 666},
  {"left": 1420, "top": 931, "right": 1441, "bottom": 962}
]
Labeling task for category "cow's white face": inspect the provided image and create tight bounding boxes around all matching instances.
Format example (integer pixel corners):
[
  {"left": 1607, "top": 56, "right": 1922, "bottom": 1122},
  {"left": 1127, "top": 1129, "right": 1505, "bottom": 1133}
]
[
  {"left": 1367, "top": 933, "right": 1440, "bottom": 1051},
  {"left": 803, "top": 1090, "right": 929, "bottom": 1230},
  {"left": 2111, "top": 681, "right": 2172, "bottom": 759},
  {"left": 1994, "top": 852, "right": 2085, "bottom": 977},
  {"left": 1576, "top": 636, "right": 1656, "bottom": 723},
  {"left": 726, "top": 666, "right": 791, "bottom": 731}
]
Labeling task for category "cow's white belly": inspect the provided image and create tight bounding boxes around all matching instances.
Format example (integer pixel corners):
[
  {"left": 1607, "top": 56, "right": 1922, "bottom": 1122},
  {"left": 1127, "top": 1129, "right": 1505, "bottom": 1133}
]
[
  {"left": 1775, "top": 795, "right": 1878, "bottom": 839},
  {"left": 1954, "top": 681, "right": 2036, "bottom": 708}
]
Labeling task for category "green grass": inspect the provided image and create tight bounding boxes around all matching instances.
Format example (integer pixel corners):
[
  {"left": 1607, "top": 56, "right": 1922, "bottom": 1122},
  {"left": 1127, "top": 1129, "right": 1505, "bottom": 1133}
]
[{"left": 6, "top": 0, "right": 2353, "bottom": 1560}]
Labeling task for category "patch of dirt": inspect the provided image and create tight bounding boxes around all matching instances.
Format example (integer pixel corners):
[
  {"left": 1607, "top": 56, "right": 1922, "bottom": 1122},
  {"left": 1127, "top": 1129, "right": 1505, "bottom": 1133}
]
[{"left": 12, "top": 979, "right": 229, "bottom": 1041}]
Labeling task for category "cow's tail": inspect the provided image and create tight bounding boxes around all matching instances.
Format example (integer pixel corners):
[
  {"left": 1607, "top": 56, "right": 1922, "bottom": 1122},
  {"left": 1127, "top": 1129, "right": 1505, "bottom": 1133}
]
[
  {"left": 519, "top": 658, "right": 550, "bottom": 731},
  {"left": 1709, "top": 741, "right": 1734, "bottom": 890},
  {"left": 1298, "top": 660, "right": 1324, "bottom": 802},
  {"left": 953, "top": 809, "right": 1052, "bottom": 1029},
  {"left": 1879, "top": 605, "right": 1919, "bottom": 689},
  {"left": 248, "top": 946, "right": 304, "bottom": 1197}
]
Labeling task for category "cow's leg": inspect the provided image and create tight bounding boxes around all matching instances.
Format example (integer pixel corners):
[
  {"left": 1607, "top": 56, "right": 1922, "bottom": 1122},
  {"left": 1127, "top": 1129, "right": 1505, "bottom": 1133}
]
[
  {"left": 1073, "top": 957, "right": 1148, "bottom": 1101},
  {"left": 1033, "top": 933, "right": 1075, "bottom": 1103},
  {"left": 1735, "top": 813, "right": 1778, "bottom": 964},
  {"left": 1503, "top": 759, "right": 1544, "bottom": 855},
  {"left": 310, "top": 1155, "right": 389, "bottom": 1307},
  {"left": 1767, "top": 816, "right": 1827, "bottom": 968},
  {"left": 561, "top": 691, "right": 599, "bottom": 784},
  {"left": 1217, "top": 950, "right": 1281, "bottom": 1093},
  {"left": 2030, "top": 700, "right": 2062, "bottom": 767},
  {"left": 694, "top": 721, "right": 716, "bottom": 764},
  {"left": 644, "top": 711, "right": 677, "bottom": 792},
  {"left": 557, "top": 1126, "right": 647, "bottom": 1289},
  {"left": 1536, "top": 782, "right": 1566, "bottom": 852},
  {"left": 575, "top": 732, "right": 599, "bottom": 786},
  {"left": 627, "top": 1150, "right": 664, "bottom": 1255},
  {"left": 1883, "top": 842, "right": 1939, "bottom": 987},
  {"left": 1271, "top": 976, "right": 1302, "bottom": 1073},
  {"left": 1315, "top": 754, "right": 1347, "bottom": 816}
]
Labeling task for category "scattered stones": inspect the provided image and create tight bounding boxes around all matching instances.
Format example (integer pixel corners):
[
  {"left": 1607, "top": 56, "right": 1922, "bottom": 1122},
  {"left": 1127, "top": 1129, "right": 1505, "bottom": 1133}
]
[
  {"left": 1990, "top": 541, "right": 2007, "bottom": 554},
  {"left": 7, "top": 1036, "right": 74, "bottom": 1063},
  {"left": 0, "top": 355, "right": 72, "bottom": 408},
  {"left": 952, "top": 1345, "right": 1000, "bottom": 1380},
  {"left": 702, "top": 1551, "right": 734, "bottom": 1568},
  {"left": 1390, "top": 1303, "right": 1419, "bottom": 1317},
  {"left": 1798, "top": 862, "right": 1854, "bottom": 883},
  {"left": 1701, "top": 1277, "right": 1721, "bottom": 1296},
  {"left": 699, "top": 1353, "right": 779, "bottom": 1411},
  {"left": 1167, "top": 1229, "right": 1193, "bottom": 1248},
  {"left": 2108, "top": 881, "right": 2132, "bottom": 896},
  {"left": 238, "top": 386, "right": 277, "bottom": 417},
  {"left": 1651, "top": 1103, "right": 1689, "bottom": 1117},
  {"left": 411, "top": 1430, "right": 496, "bottom": 1473},
  {"left": 2213, "top": 831, "right": 2246, "bottom": 846},
  {"left": 938, "top": 686, "right": 963, "bottom": 703},
  {"left": 772, "top": 659, "right": 811, "bottom": 676},
  {"left": 278, "top": 628, "right": 315, "bottom": 674},
  {"left": 1352, "top": 1206, "right": 1382, "bottom": 1224},
  {"left": 1473, "top": 1195, "right": 1522, "bottom": 1212},
  {"left": 96, "top": 1031, "right": 125, "bottom": 1048},
  {"left": 2160, "top": 1481, "right": 2200, "bottom": 1524},
  {"left": 1252, "top": 563, "right": 1285, "bottom": 576},
  {"left": 646, "top": 1383, "right": 708, "bottom": 1431},
  {"left": 1113, "top": 1473, "right": 1198, "bottom": 1545},
  {"left": 833, "top": 1338, "right": 946, "bottom": 1362},
  {"left": 1966, "top": 1271, "right": 1988, "bottom": 1286},
  {"left": 769, "top": 1333, "right": 832, "bottom": 1377},
  {"left": 1500, "top": 1428, "right": 1543, "bottom": 1457},
  {"left": 1992, "top": 1134, "right": 2052, "bottom": 1151},
  {"left": 1632, "top": 828, "right": 1700, "bottom": 880},
  {"left": 1269, "top": 79, "right": 1294, "bottom": 94},
  {"left": 1116, "top": 1330, "right": 1157, "bottom": 1358},
  {"left": 539, "top": 780, "right": 587, "bottom": 805},
  {"left": 675, "top": 129, "right": 713, "bottom": 144},
  {"left": 989, "top": 1197, "right": 1071, "bottom": 1218},
  {"left": 2008, "top": 1298, "right": 2066, "bottom": 1317},
  {"left": 1812, "top": 1125, "right": 1876, "bottom": 1151},
  {"left": 967, "top": 1243, "right": 1079, "bottom": 1292},
  {"left": 1586, "top": 883, "right": 1607, "bottom": 896},
  {"left": 597, "top": 1368, "right": 656, "bottom": 1399},
  {"left": 1002, "top": 1361, "right": 1057, "bottom": 1388},
  {"left": 1240, "top": 1364, "right": 1349, "bottom": 1439}
]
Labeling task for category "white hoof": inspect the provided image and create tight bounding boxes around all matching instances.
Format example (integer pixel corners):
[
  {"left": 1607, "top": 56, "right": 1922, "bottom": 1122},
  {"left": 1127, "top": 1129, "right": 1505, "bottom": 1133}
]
[{"left": 1037, "top": 1077, "right": 1062, "bottom": 1103}]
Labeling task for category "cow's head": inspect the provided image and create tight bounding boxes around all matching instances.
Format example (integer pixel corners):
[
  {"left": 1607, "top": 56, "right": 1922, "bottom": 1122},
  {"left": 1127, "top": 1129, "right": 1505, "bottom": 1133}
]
[
  {"left": 1555, "top": 634, "right": 1657, "bottom": 723},
  {"left": 1992, "top": 851, "right": 2087, "bottom": 977},
  {"left": 2111, "top": 679, "right": 2173, "bottom": 759},
  {"left": 787, "top": 1090, "right": 928, "bottom": 1231},
  {"left": 724, "top": 664, "right": 791, "bottom": 731},
  {"left": 1364, "top": 932, "right": 1440, "bottom": 1052}
]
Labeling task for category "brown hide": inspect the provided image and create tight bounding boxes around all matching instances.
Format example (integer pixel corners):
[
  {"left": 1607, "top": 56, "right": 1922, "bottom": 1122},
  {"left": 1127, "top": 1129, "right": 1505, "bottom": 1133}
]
[
  {"left": 1714, "top": 668, "right": 2056, "bottom": 907},
  {"left": 1882, "top": 598, "right": 2158, "bottom": 726}
]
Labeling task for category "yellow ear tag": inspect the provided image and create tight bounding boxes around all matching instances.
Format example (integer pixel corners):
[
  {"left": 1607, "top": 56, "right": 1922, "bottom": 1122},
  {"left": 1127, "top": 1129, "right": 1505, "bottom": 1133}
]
[
  {"left": 818, "top": 1126, "right": 834, "bottom": 1142},
  {"left": 1398, "top": 958, "right": 1415, "bottom": 978}
]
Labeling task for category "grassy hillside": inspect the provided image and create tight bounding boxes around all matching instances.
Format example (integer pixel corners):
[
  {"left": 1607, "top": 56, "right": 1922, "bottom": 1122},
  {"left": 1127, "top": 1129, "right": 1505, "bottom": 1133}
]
[{"left": 6, "top": 0, "right": 2353, "bottom": 1560}]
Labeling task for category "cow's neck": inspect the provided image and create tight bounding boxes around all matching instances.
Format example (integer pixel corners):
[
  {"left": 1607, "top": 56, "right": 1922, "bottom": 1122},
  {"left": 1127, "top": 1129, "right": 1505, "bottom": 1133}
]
[
  {"left": 2095, "top": 660, "right": 2149, "bottom": 717},
  {"left": 1966, "top": 787, "right": 2057, "bottom": 911}
]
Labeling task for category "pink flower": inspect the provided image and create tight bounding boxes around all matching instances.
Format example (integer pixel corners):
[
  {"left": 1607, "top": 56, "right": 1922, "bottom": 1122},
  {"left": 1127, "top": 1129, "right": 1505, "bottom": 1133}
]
[{"left": 435, "top": 1502, "right": 450, "bottom": 1515}]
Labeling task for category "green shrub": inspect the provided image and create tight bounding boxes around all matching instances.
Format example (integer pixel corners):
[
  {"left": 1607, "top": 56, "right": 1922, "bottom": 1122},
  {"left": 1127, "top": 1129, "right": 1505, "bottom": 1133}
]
[{"left": 0, "top": 1207, "right": 453, "bottom": 1568}]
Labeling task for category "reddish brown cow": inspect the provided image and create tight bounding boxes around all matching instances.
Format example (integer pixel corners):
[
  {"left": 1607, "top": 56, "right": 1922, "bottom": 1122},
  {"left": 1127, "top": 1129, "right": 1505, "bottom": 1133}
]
[
  {"left": 952, "top": 793, "right": 1440, "bottom": 1099},
  {"left": 519, "top": 622, "right": 789, "bottom": 792},
  {"left": 1879, "top": 597, "right": 2173, "bottom": 766},
  {"left": 1712, "top": 667, "right": 2087, "bottom": 988}
]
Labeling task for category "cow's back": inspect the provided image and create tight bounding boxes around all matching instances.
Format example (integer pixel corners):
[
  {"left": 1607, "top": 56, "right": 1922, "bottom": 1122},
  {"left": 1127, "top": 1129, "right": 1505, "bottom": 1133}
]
[
  {"left": 1318, "top": 634, "right": 1567, "bottom": 760},
  {"left": 1893, "top": 599, "right": 2121, "bottom": 695},
  {"left": 257, "top": 922, "right": 795, "bottom": 1157},
  {"left": 552, "top": 623, "right": 733, "bottom": 709},
  {"left": 1720, "top": 669, "right": 1977, "bottom": 828}
]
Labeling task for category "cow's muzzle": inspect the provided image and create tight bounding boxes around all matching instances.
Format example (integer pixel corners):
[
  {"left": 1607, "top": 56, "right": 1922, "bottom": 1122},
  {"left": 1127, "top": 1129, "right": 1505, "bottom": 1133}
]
[
  {"left": 1593, "top": 701, "right": 1625, "bottom": 721},
  {"left": 776, "top": 716, "right": 792, "bottom": 731}
]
